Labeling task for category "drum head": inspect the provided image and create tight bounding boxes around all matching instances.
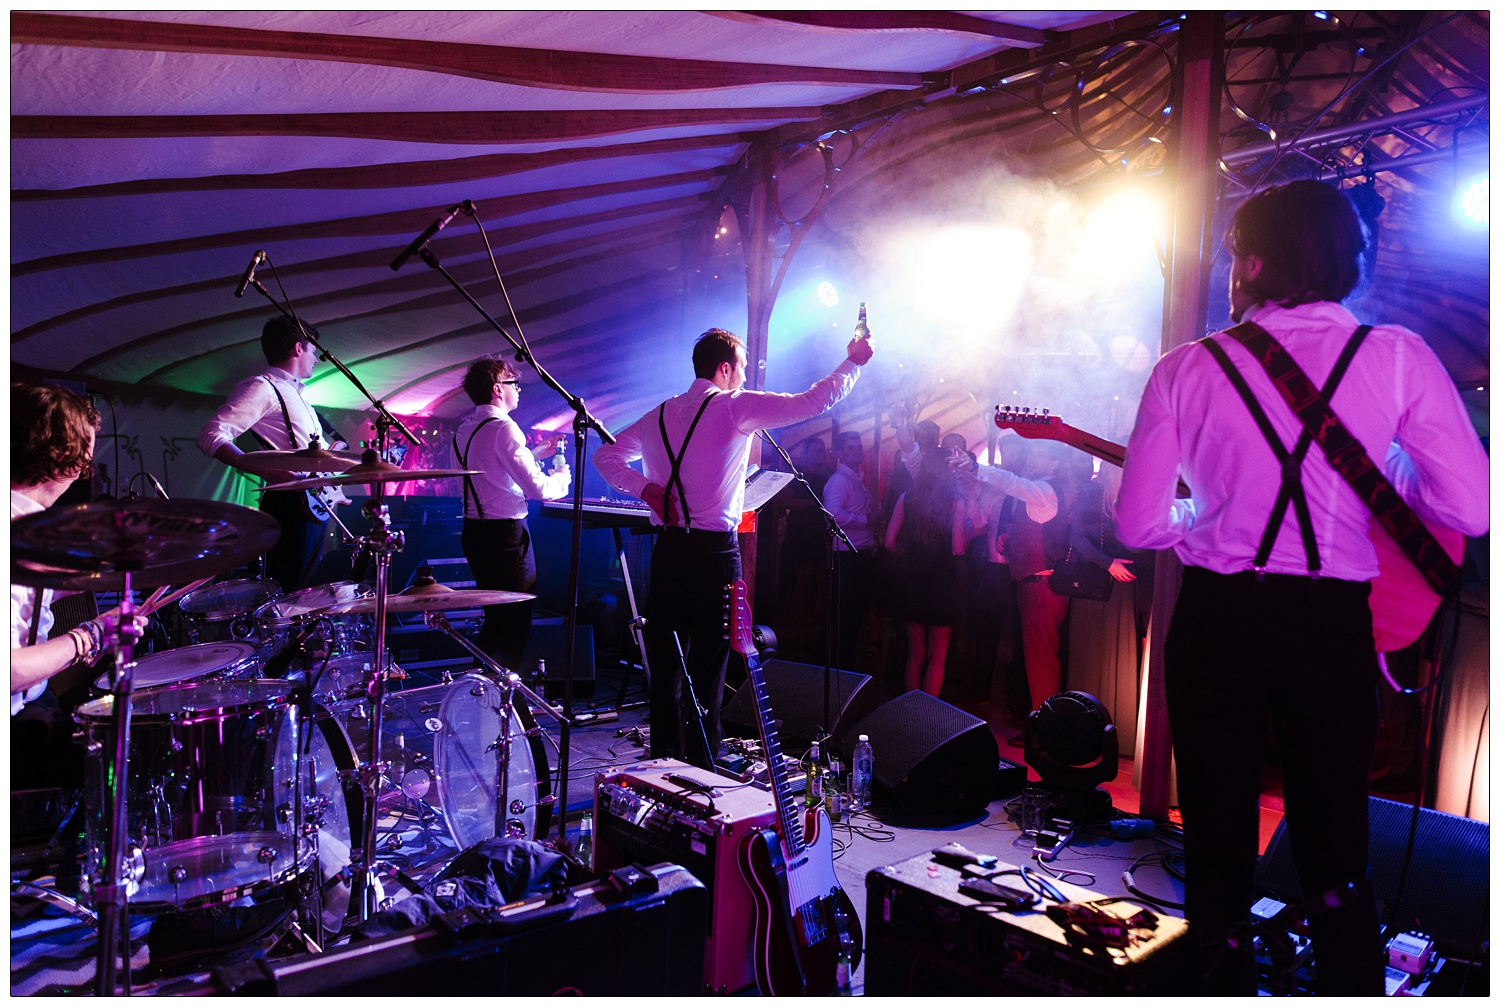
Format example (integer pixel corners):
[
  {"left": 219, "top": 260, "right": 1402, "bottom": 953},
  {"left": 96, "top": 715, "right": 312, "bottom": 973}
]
[
  {"left": 93, "top": 641, "right": 259, "bottom": 692},
  {"left": 434, "top": 675, "right": 546, "bottom": 849},
  {"left": 77, "top": 679, "right": 294, "bottom": 724},
  {"left": 254, "top": 581, "right": 371, "bottom": 626},
  {"left": 179, "top": 578, "right": 282, "bottom": 621}
]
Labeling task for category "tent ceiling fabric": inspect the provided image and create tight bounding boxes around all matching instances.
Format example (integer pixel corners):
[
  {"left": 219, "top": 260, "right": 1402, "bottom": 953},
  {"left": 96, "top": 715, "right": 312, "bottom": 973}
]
[{"left": 11, "top": 10, "right": 1490, "bottom": 434}]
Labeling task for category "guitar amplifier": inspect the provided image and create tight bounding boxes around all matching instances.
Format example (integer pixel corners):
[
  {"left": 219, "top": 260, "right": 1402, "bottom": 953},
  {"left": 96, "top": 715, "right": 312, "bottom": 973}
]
[
  {"left": 593, "top": 758, "right": 777, "bottom": 994},
  {"left": 865, "top": 850, "right": 1193, "bottom": 995}
]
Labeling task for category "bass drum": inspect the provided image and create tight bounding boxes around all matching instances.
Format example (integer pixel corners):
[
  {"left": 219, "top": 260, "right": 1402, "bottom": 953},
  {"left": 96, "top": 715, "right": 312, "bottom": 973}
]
[
  {"left": 340, "top": 674, "right": 551, "bottom": 872},
  {"left": 74, "top": 681, "right": 358, "bottom": 917}
]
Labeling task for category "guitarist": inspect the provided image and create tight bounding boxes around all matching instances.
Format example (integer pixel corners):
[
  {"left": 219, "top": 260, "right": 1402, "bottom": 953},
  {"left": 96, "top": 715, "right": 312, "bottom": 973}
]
[
  {"left": 1115, "top": 180, "right": 1488, "bottom": 995},
  {"left": 198, "top": 315, "right": 344, "bottom": 592}
]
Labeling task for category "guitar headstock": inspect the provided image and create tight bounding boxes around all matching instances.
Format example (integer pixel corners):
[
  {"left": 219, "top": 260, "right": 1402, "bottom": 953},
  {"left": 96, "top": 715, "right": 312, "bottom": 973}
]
[
  {"left": 725, "top": 579, "right": 757, "bottom": 659},
  {"left": 993, "top": 404, "right": 1062, "bottom": 439}
]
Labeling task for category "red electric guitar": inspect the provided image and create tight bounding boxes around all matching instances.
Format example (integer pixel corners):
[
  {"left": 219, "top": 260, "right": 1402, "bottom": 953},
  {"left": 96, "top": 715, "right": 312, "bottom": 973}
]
[
  {"left": 993, "top": 405, "right": 1463, "bottom": 652},
  {"left": 727, "top": 579, "right": 861, "bottom": 996}
]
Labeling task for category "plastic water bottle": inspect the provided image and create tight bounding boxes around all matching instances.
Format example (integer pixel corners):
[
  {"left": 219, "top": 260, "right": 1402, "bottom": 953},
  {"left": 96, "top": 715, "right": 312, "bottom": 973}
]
[{"left": 850, "top": 735, "right": 874, "bottom": 811}]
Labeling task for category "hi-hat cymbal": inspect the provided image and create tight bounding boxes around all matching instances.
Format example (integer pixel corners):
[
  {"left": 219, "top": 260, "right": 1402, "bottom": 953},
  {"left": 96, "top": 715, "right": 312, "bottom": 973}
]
[
  {"left": 240, "top": 445, "right": 365, "bottom": 474},
  {"left": 322, "top": 581, "right": 534, "bottom": 615},
  {"left": 12, "top": 498, "right": 281, "bottom": 591},
  {"left": 262, "top": 461, "right": 478, "bottom": 492}
]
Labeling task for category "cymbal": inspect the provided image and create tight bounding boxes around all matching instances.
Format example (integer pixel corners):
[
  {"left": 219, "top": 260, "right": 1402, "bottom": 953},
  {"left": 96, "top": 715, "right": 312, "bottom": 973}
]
[
  {"left": 322, "top": 581, "right": 535, "bottom": 615},
  {"left": 12, "top": 498, "right": 281, "bottom": 591},
  {"left": 262, "top": 461, "right": 479, "bottom": 492},
  {"left": 240, "top": 445, "right": 365, "bottom": 474}
]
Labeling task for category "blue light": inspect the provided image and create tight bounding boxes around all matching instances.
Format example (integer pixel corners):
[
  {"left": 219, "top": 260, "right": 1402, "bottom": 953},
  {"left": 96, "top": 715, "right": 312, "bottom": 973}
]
[
  {"left": 816, "top": 280, "right": 840, "bottom": 307},
  {"left": 1456, "top": 176, "right": 1488, "bottom": 227}
]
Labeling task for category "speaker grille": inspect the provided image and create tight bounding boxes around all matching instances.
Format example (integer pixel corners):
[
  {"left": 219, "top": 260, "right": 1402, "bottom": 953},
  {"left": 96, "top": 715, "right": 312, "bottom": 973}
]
[
  {"left": 846, "top": 691, "right": 1000, "bottom": 814},
  {"left": 1254, "top": 795, "right": 1489, "bottom": 953}
]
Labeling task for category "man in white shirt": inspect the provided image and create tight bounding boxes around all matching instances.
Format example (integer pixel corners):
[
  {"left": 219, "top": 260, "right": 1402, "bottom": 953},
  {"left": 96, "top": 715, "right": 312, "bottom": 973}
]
[
  {"left": 1117, "top": 181, "right": 1488, "bottom": 995},
  {"left": 823, "top": 431, "right": 876, "bottom": 673},
  {"left": 197, "top": 316, "right": 339, "bottom": 592},
  {"left": 452, "top": 358, "right": 571, "bottom": 673},
  {"left": 593, "top": 327, "right": 873, "bottom": 769}
]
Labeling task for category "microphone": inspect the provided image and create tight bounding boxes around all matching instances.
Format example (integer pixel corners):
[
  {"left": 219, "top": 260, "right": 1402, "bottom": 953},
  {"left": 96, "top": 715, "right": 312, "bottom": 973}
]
[
  {"left": 234, "top": 250, "right": 266, "bottom": 297},
  {"left": 390, "top": 203, "right": 464, "bottom": 271}
]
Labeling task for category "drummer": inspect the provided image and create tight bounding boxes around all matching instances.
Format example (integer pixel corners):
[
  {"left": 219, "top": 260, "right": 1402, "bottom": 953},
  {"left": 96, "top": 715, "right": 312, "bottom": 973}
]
[
  {"left": 197, "top": 315, "right": 345, "bottom": 593},
  {"left": 11, "top": 381, "right": 146, "bottom": 787},
  {"left": 452, "top": 358, "right": 570, "bottom": 673}
]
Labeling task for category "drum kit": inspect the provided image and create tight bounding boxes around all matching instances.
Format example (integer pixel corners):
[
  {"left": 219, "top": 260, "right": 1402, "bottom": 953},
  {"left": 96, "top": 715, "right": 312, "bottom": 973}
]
[{"left": 11, "top": 449, "right": 565, "bottom": 996}]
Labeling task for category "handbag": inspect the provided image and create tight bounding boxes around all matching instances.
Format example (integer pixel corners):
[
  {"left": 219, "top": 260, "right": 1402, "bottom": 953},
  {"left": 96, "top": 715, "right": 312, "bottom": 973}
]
[{"left": 1048, "top": 490, "right": 1114, "bottom": 602}]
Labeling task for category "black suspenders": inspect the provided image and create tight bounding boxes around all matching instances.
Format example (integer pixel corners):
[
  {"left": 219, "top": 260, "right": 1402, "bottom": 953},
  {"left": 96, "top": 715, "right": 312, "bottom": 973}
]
[
  {"left": 1200, "top": 325, "right": 1373, "bottom": 576},
  {"left": 658, "top": 393, "right": 718, "bottom": 529},
  {"left": 453, "top": 417, "right": 500, "bottom": 520}
]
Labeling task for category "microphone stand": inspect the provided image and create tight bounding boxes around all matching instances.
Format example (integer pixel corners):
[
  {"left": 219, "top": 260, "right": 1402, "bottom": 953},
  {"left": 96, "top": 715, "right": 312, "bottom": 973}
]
[
  {"left": 412, "top": 241, "right": 614, "bottom": 850},
  {"left": 757, "top": 430, "right": 856, "bottom": 751}
]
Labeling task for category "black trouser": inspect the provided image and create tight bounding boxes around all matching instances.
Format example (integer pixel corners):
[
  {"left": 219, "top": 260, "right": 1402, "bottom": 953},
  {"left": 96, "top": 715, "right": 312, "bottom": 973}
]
[
  {"left": 12, "top": 689, "right": 85, "bottom": 792},
  {"left": 646, "top": 528, "right": 740, "bottom": 770},
  {"left": 461, "top": 517, "right": 537, "bottom": 675},
  {"left": 1166, "top": 567, "right": 1382, "bottom": 996},
  {"left": 260, "top": 491, "right": 327, "bottom": 594}
]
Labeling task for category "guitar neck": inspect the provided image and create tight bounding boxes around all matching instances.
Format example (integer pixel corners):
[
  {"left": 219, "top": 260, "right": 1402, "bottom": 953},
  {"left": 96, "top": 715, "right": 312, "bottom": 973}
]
[{"left": 743, "top": 653, "right": 806, "bottom": 855}]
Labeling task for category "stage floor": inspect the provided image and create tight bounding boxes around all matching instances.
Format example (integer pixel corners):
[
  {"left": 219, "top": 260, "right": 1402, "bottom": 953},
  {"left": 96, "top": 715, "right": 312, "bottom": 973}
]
[{"left": 12, "top": 659, "right": 1271, "bottom": 995}]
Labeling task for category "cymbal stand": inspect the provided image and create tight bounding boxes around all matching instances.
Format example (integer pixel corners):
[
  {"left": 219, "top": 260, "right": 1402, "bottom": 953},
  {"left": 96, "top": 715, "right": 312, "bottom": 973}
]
[
  {"left": 422, "top": 611, "right": 565, "bottom": 725},
  {"left": 351, "top": 460, "right": 404, "bottom": 924},
  {"left": 95, "top": 571, "right": 140, "bottom": 997}
]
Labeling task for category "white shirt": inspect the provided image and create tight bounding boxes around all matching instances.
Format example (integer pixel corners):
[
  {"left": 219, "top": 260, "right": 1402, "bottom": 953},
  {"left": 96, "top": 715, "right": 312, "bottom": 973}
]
[
  {"left": 823, "top": 461, "right": 875, "bottom": 551},
  {"left": 1116, "top": 301, "right": 1488, "bottom": 579},
  {"left": 975, "top": 466, "right": 1059, "bottom": 523},
  {"left": 11, "top": 491, "right": 53, "bottom": 715},
  {"left": 452, "top": 404, "right": 571, "bottom": 520},
  {"left": 594, "top": 360, "right": 861, "bottom": 532},
  {"left": 197, "top": 365, "right": 328, "bottom": 459}
]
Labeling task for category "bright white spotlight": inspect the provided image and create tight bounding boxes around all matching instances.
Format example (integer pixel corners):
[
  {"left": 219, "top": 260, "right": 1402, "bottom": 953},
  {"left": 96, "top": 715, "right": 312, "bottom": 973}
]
[
  {"left": 816, "top": 280, "right": 840, "bottom": 307},
  {"left": 1073, "top": 189, "right": 1165, "bottom": 278},
  {"left": 887, "top": 225, "right": 1032, "bottom": 338},
  {"left": 1456, "top": 176, "right": 1488, "bottom": 227}
]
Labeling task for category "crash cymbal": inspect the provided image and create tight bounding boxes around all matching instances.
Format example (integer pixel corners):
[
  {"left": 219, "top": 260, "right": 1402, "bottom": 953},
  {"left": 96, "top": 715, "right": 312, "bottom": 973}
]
[
  {"left": 240, "top": 445, "right": 365, "bottom": 474},
  {"left": 322, "top": 581, "right": 535, "bottom": 615},
  {"left": 262, "top": 461, "right": 478, "bottom": 492},
  {"left": 11, "top": 498, "right": 281, "bottom": 591}
]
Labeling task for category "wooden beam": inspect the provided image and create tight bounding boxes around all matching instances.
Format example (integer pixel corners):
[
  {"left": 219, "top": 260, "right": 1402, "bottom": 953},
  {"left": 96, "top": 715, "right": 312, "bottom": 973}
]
[
  {"left": 13, "top": 108, "right": 823, "bottom": 144},
  {"left": 720, "top": 10, "right": 1050, "bottom": 47},
  {"left": 14, "top": 193, "right": 710, "bottom": 345},
  {"left": 14, "top": 167, "right": 727, "bottom": 275},
  {"left": 13, "top": 132, "right": 748, "bottom": 200},
  {"left": 11, "top": 12, "right": 926, "bottom": 92}
]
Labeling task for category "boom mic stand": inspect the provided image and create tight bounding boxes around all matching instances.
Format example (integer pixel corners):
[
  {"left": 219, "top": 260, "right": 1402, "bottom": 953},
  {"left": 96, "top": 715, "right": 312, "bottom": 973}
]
[
  {"left": 757, "top": 430, "right": 857, "bottom": 752},
  {"left": 395, "top": 204, "right": 614, "bottom": 850}
]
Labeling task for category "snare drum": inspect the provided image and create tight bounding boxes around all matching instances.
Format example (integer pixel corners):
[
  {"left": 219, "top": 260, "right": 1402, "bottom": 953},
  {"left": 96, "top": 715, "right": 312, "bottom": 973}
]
[
  {"left": 75, "top": 680, "right": 358, "bottom": 915},
  {"left": 255, "top": 581, "right": 373, "bottom": 659},
  {"left": 93, "top": 641, "right": 260, "bottom": 692},
  {"left": 177, "top": 578, "right": 282, "bottom": 645}
]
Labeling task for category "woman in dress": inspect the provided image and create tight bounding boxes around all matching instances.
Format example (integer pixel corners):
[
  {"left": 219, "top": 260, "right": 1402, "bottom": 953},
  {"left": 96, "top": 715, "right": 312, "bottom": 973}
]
[{"left": 884, "top": 446, "right": 966, "bottom": 697}]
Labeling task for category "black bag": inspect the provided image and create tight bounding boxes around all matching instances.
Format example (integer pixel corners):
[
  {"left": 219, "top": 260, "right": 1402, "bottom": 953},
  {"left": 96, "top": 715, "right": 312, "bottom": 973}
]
[{"left": 1049, "top": 559, "right": 1113, "bottom": 602}]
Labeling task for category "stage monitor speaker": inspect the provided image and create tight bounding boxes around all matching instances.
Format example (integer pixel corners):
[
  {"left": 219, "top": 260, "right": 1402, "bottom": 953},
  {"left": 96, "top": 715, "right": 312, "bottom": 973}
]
[
  {"left": 1254, "top": 795, "right": 1489, "bottom": 954},
  {"left": 531, "top": 620, "right": 596, "bottom": 699},
  {"left": 720, "top": 659, "right": 877, "bottom": 751},
  {"left": 845, "top": 690, "right": 1000, "bottom": 815}
]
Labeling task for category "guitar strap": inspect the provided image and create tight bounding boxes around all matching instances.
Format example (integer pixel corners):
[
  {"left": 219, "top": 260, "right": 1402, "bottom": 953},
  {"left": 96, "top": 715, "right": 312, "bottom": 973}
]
[
  {"left": 453, "top": 417, "right": 500, "bottom": 520},
  {"left": 658, "top": 392, "right": 718, "bottom": 529},
  {"left": 1216, "top": 320, "right": 1458, "bottom": 596},
  {"left": 256, "top": 375, "right": 330, "bottom": 523}
]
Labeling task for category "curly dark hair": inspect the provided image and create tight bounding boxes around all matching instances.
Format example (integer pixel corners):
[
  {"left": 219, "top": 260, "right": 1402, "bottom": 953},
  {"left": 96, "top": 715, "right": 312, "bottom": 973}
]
[
  {"left": 461, "top": 357, "right": 519, "bottom": 405},
  {"left": 1227, "top": 180, "right": 1368, "bottom": 308},
  {"left": 12, "top": 381, "right": 101, "bottom": 487}
]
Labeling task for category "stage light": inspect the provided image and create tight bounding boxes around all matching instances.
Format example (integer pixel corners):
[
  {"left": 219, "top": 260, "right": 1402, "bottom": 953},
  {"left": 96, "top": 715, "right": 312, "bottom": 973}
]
[
  {"left": 1455, "top": 175, "right": 1487, "bottom": 227},
  {"left": 1023, "top": 691, "right": 1119, "bottom": 824},
  {"left": 816, "top": 281, "right": 840, "bottom": 307},
  {"left": 882, "top": 224, "right": 1032, "bottom": 339}
]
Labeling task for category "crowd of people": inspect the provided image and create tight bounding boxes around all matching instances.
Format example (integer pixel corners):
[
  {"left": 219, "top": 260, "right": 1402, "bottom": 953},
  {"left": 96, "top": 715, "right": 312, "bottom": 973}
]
[{"left": 766, "top": 402, "right": 1149, "bottom": 743}]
